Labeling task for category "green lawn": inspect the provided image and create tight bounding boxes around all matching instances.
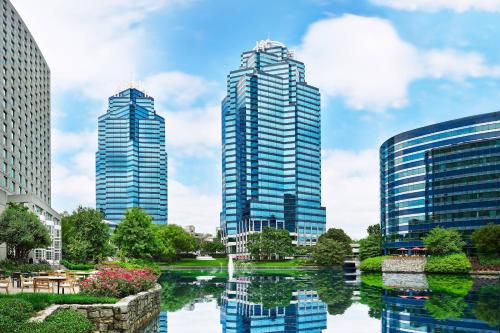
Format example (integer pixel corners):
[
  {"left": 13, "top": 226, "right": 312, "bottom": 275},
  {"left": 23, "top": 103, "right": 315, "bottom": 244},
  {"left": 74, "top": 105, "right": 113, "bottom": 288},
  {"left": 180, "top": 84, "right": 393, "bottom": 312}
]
[
  {"left": 162, "top": 258, "right": 229, "bottom": 267},
  {"left": 161, "top": 258, "right": 312, "bottom": 268}
]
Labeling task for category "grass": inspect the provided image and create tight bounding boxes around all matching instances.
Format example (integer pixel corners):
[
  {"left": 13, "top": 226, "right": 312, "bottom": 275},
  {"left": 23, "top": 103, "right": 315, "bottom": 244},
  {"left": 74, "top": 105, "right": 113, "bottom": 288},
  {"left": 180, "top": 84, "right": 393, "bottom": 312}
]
[
  {"left": 0, "top": 293, "right": 118, "bottom": 311},
  {"left": 161, "top": 258, "right": 313, "bottom": 268},
  {"left": 161, "top": 258, "right": 229, "bottom": 267}
]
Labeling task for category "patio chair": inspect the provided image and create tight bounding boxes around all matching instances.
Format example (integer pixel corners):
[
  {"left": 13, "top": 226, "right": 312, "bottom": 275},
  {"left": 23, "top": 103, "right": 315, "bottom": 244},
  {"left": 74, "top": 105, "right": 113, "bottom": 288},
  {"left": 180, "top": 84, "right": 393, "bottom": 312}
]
[
  {"left": 0, "top": 277, "right": 10, "bottom": 294},
  {"left": 34, "top": 278, "right": 52, "bottom": 293},
  {"left": 20, "top": 275, "right": 34, "bottom": 292},
  {"left": 61, "top": 273, "right": 77, "bottom": 294}
]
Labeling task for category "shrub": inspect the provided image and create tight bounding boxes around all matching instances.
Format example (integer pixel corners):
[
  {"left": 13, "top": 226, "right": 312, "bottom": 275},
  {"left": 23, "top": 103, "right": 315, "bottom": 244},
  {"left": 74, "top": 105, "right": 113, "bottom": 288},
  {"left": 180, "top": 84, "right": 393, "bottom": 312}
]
[
  {"left": 0, "top": 293, "right": 117, "bottom": 311},
  {"left": 423, "top": 227, "right": 465, "bottom": 255},
  {"left": 0, "top": 259, "right": 51, "bottom": 275},
  {"left": 360, "top": 256, "right": 387, "bottom": 272},
  {"left": 105, "top": 259, "right": 161, "bottom": 275},
  {"left": 0, "top": 298, "right": 33, "bottom": 322},
  {"left": 80, "top": 265, "right": 158, "bottom": 298},
  {"left": 18, "top": 309, "right": 93, "bottom": 333},
  {"left": 424, "top": 294, "right": 466, "bottom": 320},
  {"left": 60, "top": 259, "right": 95, "bottom": 271},
  {"left": 425, "top": 253, "right": 471, "bottom": 273},
  {"left": 359, "top": 234, "right": 382, "bottom": 260},
  {"left": 471, "top": 223, "right": 500, "bottom": 255}
]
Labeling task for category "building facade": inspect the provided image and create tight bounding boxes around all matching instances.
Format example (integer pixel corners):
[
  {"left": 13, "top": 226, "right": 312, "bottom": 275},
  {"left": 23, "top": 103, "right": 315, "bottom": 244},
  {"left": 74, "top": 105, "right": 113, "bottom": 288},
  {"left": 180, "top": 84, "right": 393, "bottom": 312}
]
[
  {"left": 220, "top": 39, "right": 326, "bottom": 254},
  {"left": 0, "top": 0, "right": 60, "bottom": 264},
  {"left": 380, "top": 111, "right": 500, "bottom": 253},
  {"left": 96, "top": 88, "right": 168, "bottom": 225}
]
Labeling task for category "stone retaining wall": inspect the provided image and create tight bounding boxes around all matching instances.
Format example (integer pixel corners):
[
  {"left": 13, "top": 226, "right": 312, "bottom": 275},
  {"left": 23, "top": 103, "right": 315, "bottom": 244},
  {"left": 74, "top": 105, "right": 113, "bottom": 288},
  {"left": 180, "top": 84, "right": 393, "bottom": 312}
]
[
  {"left": 382, "top": 257, "right": 427, "bottom": 273},
  {"left": 31, "top": 284, "right": 161, "bottom": 333}
]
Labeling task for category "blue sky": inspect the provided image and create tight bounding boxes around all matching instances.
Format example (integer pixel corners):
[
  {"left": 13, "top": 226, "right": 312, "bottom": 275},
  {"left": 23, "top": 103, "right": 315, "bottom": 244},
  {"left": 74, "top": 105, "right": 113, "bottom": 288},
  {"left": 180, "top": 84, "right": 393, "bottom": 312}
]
[{"left": 11, "top": 0, "right": 500, "bottom": 238}]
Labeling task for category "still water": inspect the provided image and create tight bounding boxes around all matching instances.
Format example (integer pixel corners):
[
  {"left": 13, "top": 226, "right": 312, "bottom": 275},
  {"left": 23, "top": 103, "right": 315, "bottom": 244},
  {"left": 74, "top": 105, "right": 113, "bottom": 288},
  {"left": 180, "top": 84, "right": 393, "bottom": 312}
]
[{"left": 141, "top": 270, "right": 499, "bottom": 333}]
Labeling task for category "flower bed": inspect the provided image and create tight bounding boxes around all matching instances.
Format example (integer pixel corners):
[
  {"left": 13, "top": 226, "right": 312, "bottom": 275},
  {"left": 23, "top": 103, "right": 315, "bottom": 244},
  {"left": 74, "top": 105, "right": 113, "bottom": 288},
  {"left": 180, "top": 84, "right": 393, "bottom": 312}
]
[{"left": 80, "top": 265, "right": 158, "bottom": 298}]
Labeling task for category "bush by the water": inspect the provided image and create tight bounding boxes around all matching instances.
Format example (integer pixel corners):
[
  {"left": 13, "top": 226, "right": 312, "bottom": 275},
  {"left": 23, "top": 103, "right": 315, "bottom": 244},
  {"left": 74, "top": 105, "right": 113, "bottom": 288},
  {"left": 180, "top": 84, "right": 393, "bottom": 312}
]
[
  {"left": 0, "top": 293, "right": 117, "bottom": 311},
  {"left": 80, "top": 265, "right": 158, "bottom": 298},
  {"left": 60, "top": 259, "right": 95, "bottom": 271},
  {"left": 425, "top": 253, "right": 471, "bottom": 273},
  {"left": 360, "top": 256, "right": 387, "bottom": 272}
]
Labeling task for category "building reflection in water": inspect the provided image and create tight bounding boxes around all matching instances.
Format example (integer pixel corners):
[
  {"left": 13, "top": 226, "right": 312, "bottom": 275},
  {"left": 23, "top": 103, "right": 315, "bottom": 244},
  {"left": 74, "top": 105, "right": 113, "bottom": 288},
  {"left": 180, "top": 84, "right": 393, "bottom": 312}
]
[{"left": 220, "top": 276, "right": 327, "bottom": 333}]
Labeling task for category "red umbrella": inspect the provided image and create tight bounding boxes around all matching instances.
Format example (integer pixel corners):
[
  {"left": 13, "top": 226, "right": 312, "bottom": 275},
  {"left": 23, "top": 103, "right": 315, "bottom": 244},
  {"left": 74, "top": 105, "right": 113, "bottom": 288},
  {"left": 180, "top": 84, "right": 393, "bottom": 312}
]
[
  {"left": 397, "top": 247, "right": 408, "bottom": 251},
  {"left": 412, "top": 247, "right": 423, "bottom": 251}
]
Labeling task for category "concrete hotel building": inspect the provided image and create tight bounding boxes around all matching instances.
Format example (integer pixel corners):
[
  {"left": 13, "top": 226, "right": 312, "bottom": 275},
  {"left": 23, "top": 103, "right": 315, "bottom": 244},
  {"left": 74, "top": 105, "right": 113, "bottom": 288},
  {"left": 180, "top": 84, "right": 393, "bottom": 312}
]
[
  {"left": 380, "top": 111, "right": 500, "bottom": 253},
  {"left": 96, "top": 88, "right": 168, "bottom": 225},
  {"left": 220, "top": 39, "right": 326, "bottom": 254},
  {"left": 0, "top": 0, "right": 61, "bottom": 263}
]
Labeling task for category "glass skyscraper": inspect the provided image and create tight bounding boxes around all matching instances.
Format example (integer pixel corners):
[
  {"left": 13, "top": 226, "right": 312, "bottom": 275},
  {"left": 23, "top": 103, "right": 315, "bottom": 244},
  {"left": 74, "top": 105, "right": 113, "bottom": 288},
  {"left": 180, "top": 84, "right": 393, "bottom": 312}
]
[
  {"left": 380, "top": 111, "right": 500, "bottom": 253},
  {"left": 220, "top": 39, "right": 326, "bottom": 254},
  {"left": 96, "top": 88, "right": 168, "bottom": 225}
]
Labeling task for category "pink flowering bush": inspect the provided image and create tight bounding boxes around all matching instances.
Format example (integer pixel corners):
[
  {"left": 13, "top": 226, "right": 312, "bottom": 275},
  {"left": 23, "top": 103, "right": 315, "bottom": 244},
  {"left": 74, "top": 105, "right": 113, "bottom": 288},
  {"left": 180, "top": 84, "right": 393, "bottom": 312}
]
[{"left": 80, "top": 265, "right": 158, "bottom": 298}]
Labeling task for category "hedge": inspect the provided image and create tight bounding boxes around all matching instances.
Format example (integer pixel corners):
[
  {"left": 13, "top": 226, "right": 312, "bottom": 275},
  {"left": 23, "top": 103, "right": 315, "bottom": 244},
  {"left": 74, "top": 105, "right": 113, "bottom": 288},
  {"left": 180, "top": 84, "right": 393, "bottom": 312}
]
[
  {"left": 360, "top": 256, "right": 387, "bottom": 272},
  {"left": 0, "top": 293, "right": 117, "bottom": 311},
  {"left": 60, "top": 260, "right": 95, "bottom": 271},
  {"left": 425, "top": 253, "right": 471, "bottom": 274}
]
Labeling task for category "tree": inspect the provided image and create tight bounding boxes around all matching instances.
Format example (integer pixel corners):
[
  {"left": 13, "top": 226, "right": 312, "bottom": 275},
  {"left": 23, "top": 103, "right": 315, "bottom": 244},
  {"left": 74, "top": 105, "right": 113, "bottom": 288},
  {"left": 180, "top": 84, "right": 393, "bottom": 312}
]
[
  {"left": 312, "top": 238, "right": 347, "bottom": 266},
  {"left": 154, "top": 224, "right": 197, "bottom": 259},
  {"left": 0, "top": 203, "right": 51, "bottom": 261},
  {"left": 112, "top": 208, "right": 162, "bottom": 259},
  {"left": 423, "top": 227, "right": 465, "bottom": 255},
  {"left": 318, "top": 228, "right": 352, "bottom": 255},
  {"left": 471, "top": 223, "right": 500, "bottom": 255},
  {"left": 247, "top": 227, "right": 293, "bottom": 260},
  {"left": 359, "top": 234, "right": 382, "bottom": 260},
  {"left": 367, "top": 224, "right": 381, "bottom": 236},
  {"left": 61, "top": 207, "right": 112, "bottom": 263},
  {"left": 247, "top": 277, "right": 294, "bottom": 309},
  {"left": 201, "top": 239, "right": 225, "bottom": 256}
]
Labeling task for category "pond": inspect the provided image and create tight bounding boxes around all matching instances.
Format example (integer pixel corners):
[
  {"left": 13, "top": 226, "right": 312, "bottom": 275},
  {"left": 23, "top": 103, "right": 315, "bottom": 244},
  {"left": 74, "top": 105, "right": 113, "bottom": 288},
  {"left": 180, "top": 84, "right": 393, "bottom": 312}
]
[{"left": 140, "top": 270, "right": 499, "bottom": 333}]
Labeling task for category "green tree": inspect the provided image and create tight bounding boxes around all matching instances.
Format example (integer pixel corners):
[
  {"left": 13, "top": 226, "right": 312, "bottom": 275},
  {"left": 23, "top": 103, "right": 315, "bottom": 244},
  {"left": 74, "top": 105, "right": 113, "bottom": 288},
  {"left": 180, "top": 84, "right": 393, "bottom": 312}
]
[
  {"left": 154, "top": 224, "right": 197, "bottom": 259},
  {"left": 247, "top": 227, "right": 293, "bottom": 260},
  {"left": 313, "top": 271, "right": 354, "bottom": 315},
  {"left": 367, "top": 224, "right": 381, "bottom": 236},
  {"left": 312, "top": 238, "right": 347, "bottom": 266},
  {"left": 471, "top": 223, "right": 500, "bottom": 255},
  {"left": 0, "top": 203, "right": 51, "bottom": 261},
  {"left": 201, "top": 239, "right": 225, "bottom": 256},
  {"left": 318, "top": 228, "right": 352, "bottom": 255},
  {"left": 61, "top": 207, "right": 112, "bottom": 263},
  {"left": 112, "top": 208, "right": 161, "bottom": 259},
  {"left": 423, "top": 227, "right": 465, "bottom": 255},
  {"left": 359, "top": 234, "right": 382, "bottom": 260}
]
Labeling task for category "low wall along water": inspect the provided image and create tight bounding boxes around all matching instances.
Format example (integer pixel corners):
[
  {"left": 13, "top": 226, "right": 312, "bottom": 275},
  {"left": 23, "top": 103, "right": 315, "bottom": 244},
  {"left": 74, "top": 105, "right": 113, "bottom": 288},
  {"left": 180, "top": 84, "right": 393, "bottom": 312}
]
[
  {"left": 382, "top": 257, "right": 427, "bottom": 273},
  {"left": 31, "top": 284, "right": 162, "bottom": 333}
]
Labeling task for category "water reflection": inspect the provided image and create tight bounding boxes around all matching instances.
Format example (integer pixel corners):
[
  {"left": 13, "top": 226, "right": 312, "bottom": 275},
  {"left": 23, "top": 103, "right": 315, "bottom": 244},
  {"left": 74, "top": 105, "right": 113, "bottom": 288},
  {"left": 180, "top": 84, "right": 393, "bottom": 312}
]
[{"left": 141, "top": 271, "right": 499, "bottom": 333}]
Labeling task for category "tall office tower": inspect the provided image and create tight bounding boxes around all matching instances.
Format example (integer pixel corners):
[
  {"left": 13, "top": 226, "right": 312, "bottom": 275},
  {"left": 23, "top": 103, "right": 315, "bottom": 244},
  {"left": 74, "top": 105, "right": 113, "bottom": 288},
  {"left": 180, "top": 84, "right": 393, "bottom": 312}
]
[
  {"left": 380, "top": 111, "right": 500, "bottom": 254},
  {"left": 220, "top": 39, "right": 326, "bottom": 254},
  {"left": 0, "top": 0, "right": 61, "bottom": 264},
  {"left": 96, "top": 88, "right": 168, "bottom": 225}
]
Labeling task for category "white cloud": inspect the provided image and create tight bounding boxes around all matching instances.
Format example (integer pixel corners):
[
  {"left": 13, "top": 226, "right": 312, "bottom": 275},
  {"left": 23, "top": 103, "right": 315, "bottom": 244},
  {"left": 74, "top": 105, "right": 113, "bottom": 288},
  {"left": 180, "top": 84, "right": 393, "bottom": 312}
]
[
  {"left": 11, "top": 0, "right": 188, "bottom": 100},
  {"left": 168, "top": 180, "right": 220, "bottom": 233},
  {"left": 161, "top": 106, "right": 221, "bottom": 156},
  {"left": 296, "top": 14, "right": 500, "bottom": 112},
  {"left": 144, "top": 71, "right": 219, "bottom": 107},
  {"left": 371, "top": 0, "right": 500, "bottom": 13},
  {"left": 51, "top": 130, "right": 97, "bottom": 212},
  {"left": 322, "top": 149, "right": 379, "bottom": 240}
]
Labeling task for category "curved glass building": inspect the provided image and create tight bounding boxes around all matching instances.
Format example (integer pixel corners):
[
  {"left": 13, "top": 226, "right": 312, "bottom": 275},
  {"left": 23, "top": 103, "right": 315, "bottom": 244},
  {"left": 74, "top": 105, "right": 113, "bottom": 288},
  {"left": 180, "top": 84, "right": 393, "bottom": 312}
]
[{"left": 380, "top": 111, "right": 500, "bottom": 253}]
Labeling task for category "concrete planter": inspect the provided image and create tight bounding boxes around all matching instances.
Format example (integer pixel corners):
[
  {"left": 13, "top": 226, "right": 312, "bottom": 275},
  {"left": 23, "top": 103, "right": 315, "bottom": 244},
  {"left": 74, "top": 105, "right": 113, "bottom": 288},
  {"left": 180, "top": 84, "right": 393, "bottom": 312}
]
[{"left": 31, "top": 284, "right": 162, "bottom": 333}]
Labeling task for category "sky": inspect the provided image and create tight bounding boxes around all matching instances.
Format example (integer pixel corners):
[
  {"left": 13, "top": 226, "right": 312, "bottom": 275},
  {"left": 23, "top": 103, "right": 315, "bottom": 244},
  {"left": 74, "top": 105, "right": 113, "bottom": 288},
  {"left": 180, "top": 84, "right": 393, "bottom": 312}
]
[{"left": 10, "top": 0, "right": 500, "bottom": 239}]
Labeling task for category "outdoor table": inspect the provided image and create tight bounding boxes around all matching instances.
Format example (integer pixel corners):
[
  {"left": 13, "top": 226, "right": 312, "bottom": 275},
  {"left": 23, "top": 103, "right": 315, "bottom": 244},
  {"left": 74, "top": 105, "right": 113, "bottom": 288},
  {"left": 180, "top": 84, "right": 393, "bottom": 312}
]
[
  {"left": 74, "top": 271, "right": 97, "bottom": 281},
  {"left": 34, "top": 276, "right": 67, "bottom": 294}
]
